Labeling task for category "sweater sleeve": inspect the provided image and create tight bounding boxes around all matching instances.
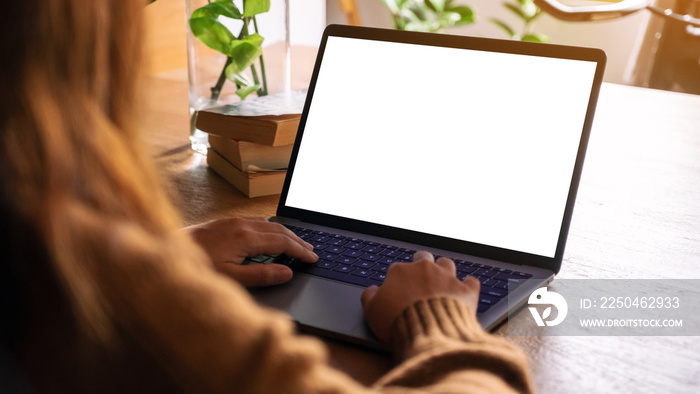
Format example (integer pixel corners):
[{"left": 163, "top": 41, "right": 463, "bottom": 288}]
[
  {"left": 92, "top": 223, "right": 533, "bottom": 393},
  {"left": 373, "top": 298, "right": 534, "bottom": 393}
]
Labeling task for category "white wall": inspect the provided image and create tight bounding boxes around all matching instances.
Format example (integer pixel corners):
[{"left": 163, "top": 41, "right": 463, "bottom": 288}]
[
  {"left": 247, "top": 0, "right": 327, "bottom": 46},
  {"left": 326, "top": 0, "right": 652, "bottom": 84},
  {"left": 289, "top": 0, "right": 327, "bottom": 46}
]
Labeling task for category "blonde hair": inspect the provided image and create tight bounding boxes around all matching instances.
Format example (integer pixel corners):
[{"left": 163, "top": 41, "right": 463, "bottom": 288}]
[{"left": 0, "top": 0, "right": 188, "bottom": 347}]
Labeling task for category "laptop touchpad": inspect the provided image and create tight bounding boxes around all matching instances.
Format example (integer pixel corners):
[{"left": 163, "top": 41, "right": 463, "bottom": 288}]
[{"left": 249, "top": 273, "right": 383, "bottom": 349}]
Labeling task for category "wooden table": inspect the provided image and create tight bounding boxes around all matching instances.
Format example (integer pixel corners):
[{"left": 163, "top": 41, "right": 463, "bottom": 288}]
[{"left": 143, "top": 71, "right": 700, "bottom": 392}]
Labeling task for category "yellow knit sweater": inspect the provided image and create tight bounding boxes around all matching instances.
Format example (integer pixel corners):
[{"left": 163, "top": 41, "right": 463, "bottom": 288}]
[{"left": 8, "top": 221, "right": 534, "bottom": 393}]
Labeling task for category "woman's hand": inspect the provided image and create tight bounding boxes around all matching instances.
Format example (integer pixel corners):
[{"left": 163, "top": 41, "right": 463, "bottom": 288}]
[
  {"left": 361, "top": 251, "right": 480, "bottom": 344},
  {"left": 185, "top": 218, "right": 318, "bottom": 287}
]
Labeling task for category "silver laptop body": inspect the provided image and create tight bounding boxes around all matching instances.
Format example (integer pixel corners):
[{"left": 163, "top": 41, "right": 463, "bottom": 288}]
[{"left": 248, "top": 25, "right": 606, "bottom": 350}]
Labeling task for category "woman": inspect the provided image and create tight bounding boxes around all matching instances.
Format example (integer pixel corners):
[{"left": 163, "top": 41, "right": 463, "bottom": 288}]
[{"left": 0, "top": 0, "right": 534, "bottom": 392}]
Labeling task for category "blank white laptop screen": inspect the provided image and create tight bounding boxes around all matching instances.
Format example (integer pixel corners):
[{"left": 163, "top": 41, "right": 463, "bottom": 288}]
[{"left": 285, "top": 36, "right": 598, "bottom": 258}]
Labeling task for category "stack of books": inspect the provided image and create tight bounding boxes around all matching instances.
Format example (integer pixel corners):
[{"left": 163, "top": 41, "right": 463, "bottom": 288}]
[{"left": 197, "top": 110, "right": 300, "bottom": 197}]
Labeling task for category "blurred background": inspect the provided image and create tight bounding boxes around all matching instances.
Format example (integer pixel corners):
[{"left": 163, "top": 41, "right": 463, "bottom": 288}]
[
  {"left": 146, "top": 0, "right": 700, "bottom": 94},
  {"left": 329, "top": 0, "right": 649, "bottom": 84}
]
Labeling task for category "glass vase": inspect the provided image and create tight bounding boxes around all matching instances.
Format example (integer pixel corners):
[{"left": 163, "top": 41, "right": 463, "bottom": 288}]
[{"left": 185, "top": 0, "right": 291, "bottom": 154}]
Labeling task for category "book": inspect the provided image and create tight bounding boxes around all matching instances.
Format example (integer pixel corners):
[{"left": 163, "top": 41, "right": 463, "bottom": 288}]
[
  {"left": 196, "top": 89, "right": 306, "bottom": 146},
  {"left": 208, "top": 134, "right": 293, "bottom": 172},
  {"left": 196, "top": 110, "right": 301, "bottom": 146},
  {"left": 207, "top": 148, "right": 286, "bottom": 198}
]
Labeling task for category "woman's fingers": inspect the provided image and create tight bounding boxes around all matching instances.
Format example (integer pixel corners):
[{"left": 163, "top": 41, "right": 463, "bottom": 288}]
[
  {"left": 361, "top": 251, "right": 482, "bottom": 345},
  {"left": 185, "top": 218, "right": 318, "bottom": 287},
  {"left": 436, "top": 257, "right": 457, "bottom": 276},
  {"left": 412, "top": 250, "right": 434, "bottom": 263},
  {"left": 216, "top": 263, "right": 293, "bottom": 287},
  {"left": 242, "top": 219, "right": 315, "bottom": 250},
  {"left": 361, "top": 285, "right": 380, "bottom": 307},
  {"left": 241, "top": 231, "right": 318, "bottom": 263}
]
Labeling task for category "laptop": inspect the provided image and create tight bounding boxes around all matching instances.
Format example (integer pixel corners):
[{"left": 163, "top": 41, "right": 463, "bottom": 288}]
[{"left": 247, "top": 24, "right": 606, "bottom": 350}]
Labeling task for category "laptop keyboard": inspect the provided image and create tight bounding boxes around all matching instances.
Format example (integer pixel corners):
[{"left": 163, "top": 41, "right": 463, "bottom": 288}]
[{"left": 249, "top": 225, "right": 533, "bottom": 314}]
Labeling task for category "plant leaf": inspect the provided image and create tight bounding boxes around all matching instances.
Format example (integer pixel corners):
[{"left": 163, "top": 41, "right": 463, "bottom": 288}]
[
  {"left": 243, "top": 0, "right": 271, "bottom": 17},
  {"left": 225, "top": 33, "right": 264, "bottom": 74},
  {"left": 531, "top": 8, "right": 543, "bottom": 22},
  {"left": 504, "top": 3, "right": 526, "bottom": 21},
  {"left": 188, "top": 2, "right": 245, "bottom": 55},
  {"left": 425, "top": 0, "right": 445, "bottom": 13},
  {"left": 489, "top": 18, "right": 516, "bottom": 38},
  {"left": 383, "top": 0, "right": 473, "bottom": 32},
  {"left": 408, "top": 3, "right": 429, "bottom": 22},
  {"left": 189, "top": 16, "right": 236, "bottom": 55},
  {"left": 438, "top": 12, "right": 459, "bottom": 28},
  {"left": 446, "top": 5, "right": 475, "bottom": 25},
  {"left": 522, "top": 32, "right": 548, "bottom": 43},
  {"left": 241, "top": 32, "right": 264, "bottom": 47},
  {"left": 404, "top": 21, "right": 431, "bottom": 32},
  {"left": 192, "top": 2, "right": 242, "bottom": 20},
  {"left": 229, "top": 72, "right": 252, "bottom": 87},
  {"left": 227, "top": 72, "right": 260, "bottom": 100},
  {"left": 235, "top": 84, "right": 260, "bottom": 100},
  {"left": 520, "top": 0, "right": 538, "bottom": 20},
  {"left": 399, "top": 8, "right": 419, "bottom": 26}
]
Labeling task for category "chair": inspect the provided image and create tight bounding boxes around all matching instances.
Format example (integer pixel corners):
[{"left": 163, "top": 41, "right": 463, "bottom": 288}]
[{"left": 535, "top": 0, "right": 700, "bottom": 94}]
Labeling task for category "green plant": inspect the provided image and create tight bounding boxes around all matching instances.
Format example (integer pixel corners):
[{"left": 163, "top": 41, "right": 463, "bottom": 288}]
[
  {"left": 379, "top": 0, "right": 475, "bottom": 33},
  {"left": 490, "top": 0, "right": 548, "bottom": 43},
  {"left": 188, "top": 0, "right": 271, "bottom": 101}
]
